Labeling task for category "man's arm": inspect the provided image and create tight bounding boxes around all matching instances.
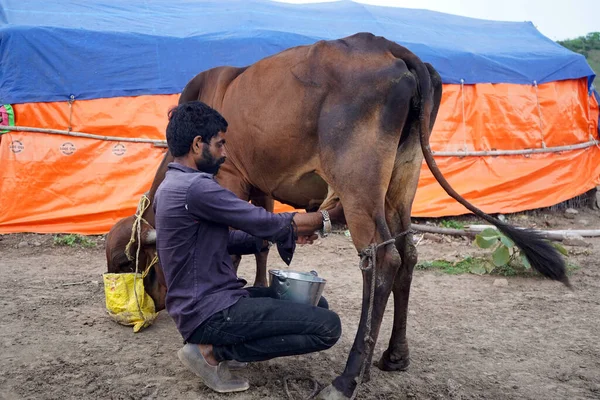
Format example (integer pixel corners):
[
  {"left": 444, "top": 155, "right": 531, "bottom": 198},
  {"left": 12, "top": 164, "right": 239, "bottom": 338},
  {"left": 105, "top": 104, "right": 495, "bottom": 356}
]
[
  {"left": 187, "top": 175, "right": 344, "bottom": 244},
  {"left": 227, "top": 230, "right": 265, "bottom": 255},
  {"left": 186, "top": 176, "right": 295, "bottom": 243}
]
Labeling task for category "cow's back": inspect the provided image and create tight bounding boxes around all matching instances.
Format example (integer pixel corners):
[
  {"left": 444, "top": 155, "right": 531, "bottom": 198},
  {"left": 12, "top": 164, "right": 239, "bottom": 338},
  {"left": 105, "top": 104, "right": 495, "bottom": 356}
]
[
  {"left": 215, "top": 34, "right": 418, "bottom": 196},
  {"left": 177, "top": 33, "right": 424, "bottom": 206},
  {"left": 179, "top": 66, "right": 248, "bottom": 109}
]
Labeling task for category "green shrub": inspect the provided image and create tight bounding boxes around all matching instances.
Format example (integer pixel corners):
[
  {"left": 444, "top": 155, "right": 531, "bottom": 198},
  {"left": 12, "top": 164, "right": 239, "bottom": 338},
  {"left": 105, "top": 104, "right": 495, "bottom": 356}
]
[{"left": 53, "top": 234, "right": 96, "bottom": 248}]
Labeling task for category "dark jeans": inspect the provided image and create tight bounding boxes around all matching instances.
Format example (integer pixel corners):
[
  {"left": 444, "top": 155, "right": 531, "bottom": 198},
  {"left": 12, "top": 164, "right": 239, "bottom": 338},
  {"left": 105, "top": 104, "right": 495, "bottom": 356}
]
[{"left": 187, "top": 287, "right": 342, "bottom": 363}]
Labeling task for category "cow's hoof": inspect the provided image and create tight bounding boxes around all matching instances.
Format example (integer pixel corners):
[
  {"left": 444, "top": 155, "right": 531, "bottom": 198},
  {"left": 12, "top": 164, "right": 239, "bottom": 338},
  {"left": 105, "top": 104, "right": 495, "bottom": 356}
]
[
  {"left": 316, "top": 384, "right": 350, "bottom": 400},
  {"left": 377, "top": 349, "right": 410, "bottom": 372}
]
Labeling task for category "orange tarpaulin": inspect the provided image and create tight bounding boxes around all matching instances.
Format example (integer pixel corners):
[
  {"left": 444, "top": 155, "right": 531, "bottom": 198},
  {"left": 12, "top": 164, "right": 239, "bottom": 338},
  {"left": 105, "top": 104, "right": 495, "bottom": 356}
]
[
  {"left": 0, "top": 79, "right": 598, "bottom": 234},
  {"left": 416, "top": 78, "right": 600, "bottom": 216}
]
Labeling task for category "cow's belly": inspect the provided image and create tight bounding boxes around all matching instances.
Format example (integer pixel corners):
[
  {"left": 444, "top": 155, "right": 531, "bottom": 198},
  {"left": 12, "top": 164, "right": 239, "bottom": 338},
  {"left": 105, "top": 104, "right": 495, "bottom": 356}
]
[{"left": 270, "top": 171, "right": 328, "bottom": 211}]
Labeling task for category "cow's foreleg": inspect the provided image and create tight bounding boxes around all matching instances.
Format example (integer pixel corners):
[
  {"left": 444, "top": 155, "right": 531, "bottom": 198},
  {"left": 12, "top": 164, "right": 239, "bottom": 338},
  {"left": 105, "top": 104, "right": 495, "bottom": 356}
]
[
  {"left": 249, "top": 193, "right": 274, "bottom": 287},
  {"left": 227, "top": 191, "right": 272, "bottom": 286},
  {"left": 252, "top": 250, "right": 270, "bottom": 287}
]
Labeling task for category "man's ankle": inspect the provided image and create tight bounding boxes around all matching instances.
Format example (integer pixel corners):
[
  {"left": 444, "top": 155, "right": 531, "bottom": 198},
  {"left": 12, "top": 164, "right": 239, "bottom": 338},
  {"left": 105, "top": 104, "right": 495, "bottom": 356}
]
[{"left": 198, "top": 344, "right": 218, "bottom": 366}]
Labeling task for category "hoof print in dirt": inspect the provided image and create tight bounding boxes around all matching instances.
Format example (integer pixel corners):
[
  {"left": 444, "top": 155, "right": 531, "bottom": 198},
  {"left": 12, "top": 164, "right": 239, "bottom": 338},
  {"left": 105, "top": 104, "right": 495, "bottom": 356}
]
[{"left": 316, "top": 384, "right": 350, "bottom": 400}]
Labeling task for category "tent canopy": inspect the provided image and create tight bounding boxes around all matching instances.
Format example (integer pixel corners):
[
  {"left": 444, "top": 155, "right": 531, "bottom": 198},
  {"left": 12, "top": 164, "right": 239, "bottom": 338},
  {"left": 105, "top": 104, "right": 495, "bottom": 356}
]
[{"left": 1, "top": 0, "right": 596, "bottom": 104}]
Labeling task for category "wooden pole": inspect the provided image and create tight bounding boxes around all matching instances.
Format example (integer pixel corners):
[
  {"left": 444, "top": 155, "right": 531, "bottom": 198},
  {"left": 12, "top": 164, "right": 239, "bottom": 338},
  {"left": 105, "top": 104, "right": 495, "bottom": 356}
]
[
  {"left": 411, "top": 223, "right": 600, "bottom": 240},
  {"left": 0, "top": 125, "right": 168, "bottom": 147},
  {"left": 2, "top": 125, "right": 597, "bottom": 155}
]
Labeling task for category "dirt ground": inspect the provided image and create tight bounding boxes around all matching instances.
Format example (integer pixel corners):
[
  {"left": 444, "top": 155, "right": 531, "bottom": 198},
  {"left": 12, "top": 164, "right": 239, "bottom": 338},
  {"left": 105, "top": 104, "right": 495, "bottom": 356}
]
[{"left": 1, "top": 208, "right": 599, "bottom": 400}]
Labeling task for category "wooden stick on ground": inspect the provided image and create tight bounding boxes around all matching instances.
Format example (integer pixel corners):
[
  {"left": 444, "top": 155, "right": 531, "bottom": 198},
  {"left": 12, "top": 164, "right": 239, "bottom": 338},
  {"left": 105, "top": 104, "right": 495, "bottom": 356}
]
[
  {"left": 411, "top": 223, "right": 600, "bottom": 241},
  {"left": 61, "top": 281, "right": 88, "bottom": 287}
]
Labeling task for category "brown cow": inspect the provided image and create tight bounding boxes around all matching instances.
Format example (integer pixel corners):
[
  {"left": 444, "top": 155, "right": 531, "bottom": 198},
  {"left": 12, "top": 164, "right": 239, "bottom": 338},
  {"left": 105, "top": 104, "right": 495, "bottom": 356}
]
[
  {"left": 105, "top": 214, "right": 167, "bottom": 311},
  {"left": 107, "top": 33, "right": 568, "bottom": 399}
]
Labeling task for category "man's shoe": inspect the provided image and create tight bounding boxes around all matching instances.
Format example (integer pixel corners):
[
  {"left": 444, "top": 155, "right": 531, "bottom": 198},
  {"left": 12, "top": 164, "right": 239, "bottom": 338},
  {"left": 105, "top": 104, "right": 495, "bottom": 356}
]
[
  {"left": 177, "top": 344, "right": 250, "bottom": 393},
  {"left": 224, "top": 360, "right": 249, "bottom": 370}
]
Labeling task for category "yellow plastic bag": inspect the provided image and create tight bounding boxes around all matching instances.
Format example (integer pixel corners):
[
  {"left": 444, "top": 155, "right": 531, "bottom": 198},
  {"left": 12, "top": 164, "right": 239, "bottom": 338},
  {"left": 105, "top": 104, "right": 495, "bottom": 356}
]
[{"left": 103, "top": 272, "right": 158, "bottom": 332}]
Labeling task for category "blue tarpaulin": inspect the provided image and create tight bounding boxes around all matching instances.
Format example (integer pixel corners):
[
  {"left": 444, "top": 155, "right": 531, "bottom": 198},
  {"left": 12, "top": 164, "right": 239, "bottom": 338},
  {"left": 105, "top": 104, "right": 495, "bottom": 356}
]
[{"left": 0, "top": 0, "right": 596, "bottom": 104}]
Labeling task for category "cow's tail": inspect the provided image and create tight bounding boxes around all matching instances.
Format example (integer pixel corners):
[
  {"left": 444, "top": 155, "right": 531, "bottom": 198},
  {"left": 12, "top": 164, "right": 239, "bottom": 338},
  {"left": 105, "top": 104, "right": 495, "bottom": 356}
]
[{"left": 406, "top": 54, "right": 569, "bottom": 286}]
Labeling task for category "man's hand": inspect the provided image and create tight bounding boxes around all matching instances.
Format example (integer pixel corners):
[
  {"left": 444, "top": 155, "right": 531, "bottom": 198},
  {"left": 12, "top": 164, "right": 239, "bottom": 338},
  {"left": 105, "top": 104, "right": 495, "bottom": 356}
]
[
  {"left": 292, "top": 202, "right": 344, "bottom": 238},
  {"left": 297, "top": 233, "right": 318, "bottom": 245}
]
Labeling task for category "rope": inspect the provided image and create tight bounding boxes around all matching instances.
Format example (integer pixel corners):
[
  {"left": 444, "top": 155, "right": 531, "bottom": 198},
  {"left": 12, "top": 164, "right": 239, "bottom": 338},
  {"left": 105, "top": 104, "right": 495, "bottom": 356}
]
[
  {"left": 68, "top": 95, "right": 75, "bottom": 132},
  {"left": 125, "top": 193, "right": 157, "bottom": 324},
  {"left": 283, "top": 376, "right": 320, "bottom": 400},
  {"left": 125, "top": 194, "right": 152, "bottom": 261},
  {"left": 349, "top": 229, "right": 412, "bottom": 400},
  {"left": 533, "top": 81, "right": 547, "bottom": 149},
  {"left": 587, "top": 88, "right": 598, "bottom": 150},
  {"left": 132, "top": 210, "right": 146, "bottom": 322},
  {"left": 460, "top": 79, "right": 468, "bottom": 154},
  {"left": 142, "top": 254, "right": 159, "bottom": 279}
]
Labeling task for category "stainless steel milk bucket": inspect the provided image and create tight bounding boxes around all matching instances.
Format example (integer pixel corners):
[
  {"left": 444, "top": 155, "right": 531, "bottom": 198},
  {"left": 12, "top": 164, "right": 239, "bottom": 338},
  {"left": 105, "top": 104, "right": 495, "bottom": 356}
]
[{"left": 268, "top": 269, "right": 326, "bottom": 306}]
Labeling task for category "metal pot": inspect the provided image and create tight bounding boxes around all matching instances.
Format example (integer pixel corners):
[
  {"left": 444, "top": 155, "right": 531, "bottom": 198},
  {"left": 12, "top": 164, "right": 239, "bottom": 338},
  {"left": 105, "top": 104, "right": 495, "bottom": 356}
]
[{"left": 268, "top": 269, "right": 326, "bottom": 306}]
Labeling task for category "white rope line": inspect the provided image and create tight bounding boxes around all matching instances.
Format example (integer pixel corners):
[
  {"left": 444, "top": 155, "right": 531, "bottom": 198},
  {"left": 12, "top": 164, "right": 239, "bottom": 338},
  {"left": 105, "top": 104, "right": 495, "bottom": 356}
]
[
  {"left": 0, "top": 125, "right": 168, "bottom": 147},
  {"left": 533, "top": 81, "right": 547, "bottom": 149},
  {"left": 587, "top": 87, "right": 597, "bottom": 143},
  {"left": 460, "top": 79, "right": 468, "bottom": 153},
  {"left": 588, "top": 94, "right": 600, "bottom": 151},
  {"left": 68, "top": 95, "right": 75, "bottom": 133}
]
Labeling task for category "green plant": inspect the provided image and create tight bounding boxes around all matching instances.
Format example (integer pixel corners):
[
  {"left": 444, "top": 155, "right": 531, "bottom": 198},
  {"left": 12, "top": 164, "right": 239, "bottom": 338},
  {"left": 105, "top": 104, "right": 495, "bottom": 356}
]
[
  {"left": 416, "top": 259, "right": 453, "bottom": 272},
  {"left": 417, "top": 256, "right": 578, "bottom": 277},
  {"left": 417, "top": 257, "right": 492, "bottom": 275},
  {"left": 53, "top": 234, "right": 96, "bottom": 248},
  {"left": 440, "top": 219, "right": 465, "bottom": 230},
  {"left": 473, "top": 228, "right": 568, "bottom": 275}
]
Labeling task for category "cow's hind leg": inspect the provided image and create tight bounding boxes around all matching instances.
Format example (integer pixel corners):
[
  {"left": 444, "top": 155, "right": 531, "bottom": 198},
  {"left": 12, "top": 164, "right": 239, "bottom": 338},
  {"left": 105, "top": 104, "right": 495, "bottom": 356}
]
[
  {"left": 377, "top": 233, "right": 417, "bottom": 371},
  {"left": 318, "top": 130, "right": 410, "bottom": 398},
  {"left": 378, "top": 62, "right": 443, "bottom": 372},
  {"left": 375, "top": 122, "right": 422, "bottom": 372},
  {"left": 319, "top": 205, "right": 400, "bottom": 399},
  {"left": 316, "top": 64, "right": 418, "bottom": 399}
]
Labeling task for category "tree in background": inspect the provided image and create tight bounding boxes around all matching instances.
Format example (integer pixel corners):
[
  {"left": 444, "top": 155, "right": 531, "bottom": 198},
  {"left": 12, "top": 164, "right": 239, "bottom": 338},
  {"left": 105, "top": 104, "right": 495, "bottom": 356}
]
[{"left": 558, "top": 32, "right": 600, "bottom": 75}]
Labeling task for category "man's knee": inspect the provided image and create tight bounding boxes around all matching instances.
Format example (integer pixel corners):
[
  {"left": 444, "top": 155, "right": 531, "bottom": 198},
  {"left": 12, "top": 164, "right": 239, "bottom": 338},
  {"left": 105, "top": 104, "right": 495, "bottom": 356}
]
[
  {"left": 317, "top": 296, "right": 329, "bottom": 309},
  {"left": 320, "top": 311, "right": 342, "bottom": 349}
]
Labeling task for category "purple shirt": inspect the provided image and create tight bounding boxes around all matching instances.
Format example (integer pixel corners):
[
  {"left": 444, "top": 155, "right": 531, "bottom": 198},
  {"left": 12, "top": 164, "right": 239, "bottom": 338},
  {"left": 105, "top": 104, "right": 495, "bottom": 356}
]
[{"left": 153, "top": 163, "right": 296, "bottom": 340}]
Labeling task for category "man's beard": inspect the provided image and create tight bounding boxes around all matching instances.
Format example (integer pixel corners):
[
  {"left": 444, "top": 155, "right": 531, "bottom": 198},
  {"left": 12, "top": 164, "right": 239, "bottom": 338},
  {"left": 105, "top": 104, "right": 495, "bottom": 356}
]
[{"left": 196, "top": 146, "right": 226, "bottom": 175}]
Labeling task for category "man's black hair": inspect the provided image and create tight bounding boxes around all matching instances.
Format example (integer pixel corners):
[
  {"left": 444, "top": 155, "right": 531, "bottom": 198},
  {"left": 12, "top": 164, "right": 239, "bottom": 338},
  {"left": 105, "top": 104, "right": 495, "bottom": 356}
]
[{"left": 166, "top": 101, "right": 228, "bottom": 157}]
